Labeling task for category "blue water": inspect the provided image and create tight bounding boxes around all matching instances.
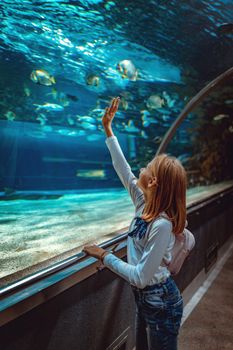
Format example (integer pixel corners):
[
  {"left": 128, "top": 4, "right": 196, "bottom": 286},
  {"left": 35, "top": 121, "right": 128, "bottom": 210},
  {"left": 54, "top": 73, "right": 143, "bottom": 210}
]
[{"left": 0, "top": 1, "right": 233, "bottom": 283}]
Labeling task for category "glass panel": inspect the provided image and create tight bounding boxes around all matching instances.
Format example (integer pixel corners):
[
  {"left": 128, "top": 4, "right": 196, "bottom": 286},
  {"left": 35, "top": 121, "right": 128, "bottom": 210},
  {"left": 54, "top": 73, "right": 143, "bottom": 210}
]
[
  {"left": 0, "top": 0, "right": 233, "bottom": 284},
  {"left": 166, "top": 80, "right": 233, "bottom": 204}
]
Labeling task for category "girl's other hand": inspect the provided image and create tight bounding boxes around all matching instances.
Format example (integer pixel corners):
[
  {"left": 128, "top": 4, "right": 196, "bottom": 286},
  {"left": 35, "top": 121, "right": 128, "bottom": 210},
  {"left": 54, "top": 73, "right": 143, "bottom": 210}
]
[
  {"left": 82, "top": 244, "right": 108, "bottom": 260},
  {"left": 102, "top": 97, "right": 120, "bottom": 129}
]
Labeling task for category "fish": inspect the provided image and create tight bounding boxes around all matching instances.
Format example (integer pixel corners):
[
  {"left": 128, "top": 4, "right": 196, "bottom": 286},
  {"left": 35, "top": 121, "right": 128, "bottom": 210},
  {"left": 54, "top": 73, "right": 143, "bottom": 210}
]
[
  {"left": 4, "top": 187, "right": 15, "bottom": 195},
  {"left": 116, "top": 60, "right": 138, "bottom": 81},
  {"left": 140, "top": 110, "right": 150, "bottom": 118},
  {"left": 218, "top": 23, "right": 233, "bottom": 34},
  {"left": 162, "top": 91, "right": 176, "bottom": 108},
  {"left": 76, "top": 169, "right": 106, "bottom": 179},
  {"left": 161, "top": 115, "right": 171, "bottom": 122},
  {"left": 36, "top": 113, "right": 47, "bottom": 125},
  {"left": 47, "top": 89, "right": 70, "bottom": 106},
  {"left": 34, "top": 103, "right": 64, "bottom": 112},
  {"left": 142, "top": 115, "right": 159, "bottom": 127},
  {"left": 156, "top": 107, "right": 171, "bottom": 115},
  {"left": 56, "top": 129, "right": 85, "bottom": 137},
  {"left": 152, "top": 136, "right": 162, "bottom": 144},
  {"left": 178, "top": 153, "right": 191, "bottom": 163},
  {"left": 56, "top": 129, "right": 73, "bottom": 136},
  {"left": 229, "top": 125, "right": 233, "bottom": 133},
  {"left": 225, "top": 99, "right": 233, "bottom": 105},
  {"left": 120, "top": 97, "right": 129, "bottom": 110},
  {"left": 30, "top": 69, "right": 56, "bottom": 86},
  {"left": 67, "top": 116, "right": 75, "bottom": 126},
  {"left": 66, "top": 94, "right": 79, "bottom": 102},
  {"left": 77, "top": 116, "right": 96, "bottom": 124},
  {"left": 124, "top": 120, "right": 140, "bottom": 133},
  {"left": 140, "top": 130, "right": 148, "bottom": 139},
  {"left": 24, "top": 85, "right": 31, "bottom": 97},
  {"left": 146, "top": 95, "right": 165, "bottom": 110},
  {"left": 80, "top": 122, "right": 97, "bottom": 131},
  {"left": 104, "top": 1, "right": 116, "bottom": 10},
  {"left": 89, "top": 108, "right": 106, "bottom": 121},
  {"left": 213, "top": 114, "right": 229, "bottom": 121},
  {"left": 86, "top": 74, "right": 100, "bottom": 86},
  {"left": 5, "top": 111, "right": 16, "bottom": 121}
]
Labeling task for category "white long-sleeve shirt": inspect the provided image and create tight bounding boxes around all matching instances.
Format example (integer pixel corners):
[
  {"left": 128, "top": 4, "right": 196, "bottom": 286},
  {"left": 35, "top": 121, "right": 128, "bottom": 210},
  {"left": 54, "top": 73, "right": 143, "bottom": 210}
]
[{"left": 103, "top": 136, "right": 175, "bottom": 289}]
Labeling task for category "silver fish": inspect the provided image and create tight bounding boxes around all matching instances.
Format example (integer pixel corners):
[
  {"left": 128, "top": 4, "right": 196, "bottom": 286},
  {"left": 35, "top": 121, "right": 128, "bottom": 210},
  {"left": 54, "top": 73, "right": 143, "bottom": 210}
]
[{"left": 34, "top": 103, "right": 64, "bottom": 112}]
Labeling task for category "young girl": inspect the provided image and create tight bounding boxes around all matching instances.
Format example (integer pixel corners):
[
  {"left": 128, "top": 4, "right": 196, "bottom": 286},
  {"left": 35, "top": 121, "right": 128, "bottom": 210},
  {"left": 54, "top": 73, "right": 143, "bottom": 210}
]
[{"left": 83, "top": 97, "right": 186, "bottom": 350}]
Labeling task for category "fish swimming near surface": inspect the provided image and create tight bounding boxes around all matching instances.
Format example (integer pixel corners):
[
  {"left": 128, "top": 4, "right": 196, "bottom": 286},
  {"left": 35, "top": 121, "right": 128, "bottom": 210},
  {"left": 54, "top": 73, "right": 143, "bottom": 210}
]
[
  {"left": 116, "top": 60, "right": 138, "bottom": 81},
  {"left": 30, "top": 69, "right": 56, "bottom": 86},
  {"left": 218, "top": 23, "right": 233, "bottom": 34},
  {"left": 213, "top": 114, "right": 229, "bottom": 121},
  {"left": 146, "top": 95, "right": 165, "bottom": 110},
  {"left": 76, "top": 169, "right": 106, "bottom": 179},
  {"left": 86, "top": 74, "right": 100, "bottom": 86},
  {"left": 34, "top": 103, "right": 64, "bottom": 112}
]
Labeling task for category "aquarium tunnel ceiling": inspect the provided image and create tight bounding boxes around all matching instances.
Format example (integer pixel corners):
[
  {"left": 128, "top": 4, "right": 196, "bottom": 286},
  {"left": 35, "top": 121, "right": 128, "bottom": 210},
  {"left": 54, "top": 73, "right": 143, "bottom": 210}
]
[
  {"left": 0, "top": 1, "right": 233, "bottom": 120},
  {"left": 0, "top": 0, "right": 233, "bottom": 179}
]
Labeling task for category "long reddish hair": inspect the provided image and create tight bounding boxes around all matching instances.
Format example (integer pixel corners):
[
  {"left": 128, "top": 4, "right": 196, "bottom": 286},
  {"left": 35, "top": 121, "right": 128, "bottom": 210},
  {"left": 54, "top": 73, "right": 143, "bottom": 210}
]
[{"left": 141, "top": 154, "right": 187, "bottom": 235}]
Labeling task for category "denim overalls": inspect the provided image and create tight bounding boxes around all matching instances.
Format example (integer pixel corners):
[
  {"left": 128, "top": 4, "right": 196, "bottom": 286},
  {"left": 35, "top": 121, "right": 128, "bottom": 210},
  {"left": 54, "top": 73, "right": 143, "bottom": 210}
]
[{"left": 129, "top": 217, "right": 183, "bottom": 350}]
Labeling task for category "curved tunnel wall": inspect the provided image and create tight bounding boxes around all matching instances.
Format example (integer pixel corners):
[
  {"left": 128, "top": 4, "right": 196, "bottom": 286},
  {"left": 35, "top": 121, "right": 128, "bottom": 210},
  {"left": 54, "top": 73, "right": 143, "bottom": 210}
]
[{"left": 1, "top": 67, "right": 233, "bottom": 346}]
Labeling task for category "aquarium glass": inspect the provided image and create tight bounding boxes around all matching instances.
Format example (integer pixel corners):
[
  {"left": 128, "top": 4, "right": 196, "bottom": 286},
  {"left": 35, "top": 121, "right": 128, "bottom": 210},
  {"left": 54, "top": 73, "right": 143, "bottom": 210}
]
[{"left": 0, "top": 0, "right": 233, "bottom": 284}]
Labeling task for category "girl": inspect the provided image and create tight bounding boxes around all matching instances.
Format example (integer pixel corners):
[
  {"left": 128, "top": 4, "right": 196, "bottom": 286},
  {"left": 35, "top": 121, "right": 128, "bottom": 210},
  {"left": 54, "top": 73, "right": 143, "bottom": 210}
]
[{"left": 83, "top": 97, "right": 186, "bottom": 350}]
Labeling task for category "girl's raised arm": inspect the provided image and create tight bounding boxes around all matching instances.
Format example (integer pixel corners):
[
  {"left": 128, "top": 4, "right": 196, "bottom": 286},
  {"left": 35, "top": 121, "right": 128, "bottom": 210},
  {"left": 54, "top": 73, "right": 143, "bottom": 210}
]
[{"left": 103, "top": 98, "right": 144, "bottom": 208}]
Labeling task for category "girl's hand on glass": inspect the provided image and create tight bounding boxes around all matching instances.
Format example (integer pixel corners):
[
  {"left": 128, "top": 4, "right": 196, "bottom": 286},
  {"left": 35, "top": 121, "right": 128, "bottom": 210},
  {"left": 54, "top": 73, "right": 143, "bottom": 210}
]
[{"left": 102, "top": 97, "right": 120, "bottom": 128}]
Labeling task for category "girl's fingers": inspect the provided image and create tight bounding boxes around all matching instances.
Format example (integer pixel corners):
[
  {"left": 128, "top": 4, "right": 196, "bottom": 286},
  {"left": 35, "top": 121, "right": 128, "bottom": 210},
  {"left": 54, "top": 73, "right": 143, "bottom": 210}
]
[
  {"left": 112, "top": 97, "right": 120, "bottom": 112},
  {"left": 109, "top": 98, "right": 116, "bottom": 113},
  {"left": 113, "top": 98, "right": 120, "bottom": 112}
]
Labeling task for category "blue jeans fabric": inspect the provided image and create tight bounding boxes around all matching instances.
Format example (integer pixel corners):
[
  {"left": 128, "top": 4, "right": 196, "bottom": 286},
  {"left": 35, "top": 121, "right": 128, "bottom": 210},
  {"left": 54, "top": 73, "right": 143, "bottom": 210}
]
[{"left": 131, "top": 276, "right": 183, "bottom": 350}]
